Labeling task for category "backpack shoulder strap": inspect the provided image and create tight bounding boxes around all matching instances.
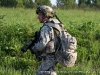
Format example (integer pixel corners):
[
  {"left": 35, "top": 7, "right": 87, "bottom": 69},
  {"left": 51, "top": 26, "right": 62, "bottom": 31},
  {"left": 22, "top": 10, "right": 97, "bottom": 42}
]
[{"left": 51, "top": 27, "right": 60, "bottom": 37}]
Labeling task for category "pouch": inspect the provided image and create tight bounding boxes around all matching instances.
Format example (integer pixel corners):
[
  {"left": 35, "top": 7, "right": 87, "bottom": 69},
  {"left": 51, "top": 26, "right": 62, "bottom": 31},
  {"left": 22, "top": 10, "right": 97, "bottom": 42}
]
[{"left": 46, "top": 41, "right": 55, "bottom": 53}]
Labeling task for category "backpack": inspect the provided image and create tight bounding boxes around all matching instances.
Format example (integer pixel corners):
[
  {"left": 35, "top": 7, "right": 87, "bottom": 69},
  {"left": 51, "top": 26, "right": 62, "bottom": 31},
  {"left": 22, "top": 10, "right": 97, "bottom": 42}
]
[
  {"left": 45, "top": 19, "right": 77, "bottom": 67},
  {"left": 55, "top": 27, "right": 77, "bottom": 67}
]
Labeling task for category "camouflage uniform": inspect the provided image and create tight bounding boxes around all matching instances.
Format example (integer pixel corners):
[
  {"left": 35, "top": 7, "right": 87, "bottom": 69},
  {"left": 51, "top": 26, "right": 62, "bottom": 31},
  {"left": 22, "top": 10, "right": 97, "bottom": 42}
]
[
  {"left": 21, "top": 5, "right": 77, "bottom": 75},
  {"left": 31, "top": 5, "right": 77, "bottom": 75},
  {"left": 31, "top": 21, "right": 59, "bottom": 75}
]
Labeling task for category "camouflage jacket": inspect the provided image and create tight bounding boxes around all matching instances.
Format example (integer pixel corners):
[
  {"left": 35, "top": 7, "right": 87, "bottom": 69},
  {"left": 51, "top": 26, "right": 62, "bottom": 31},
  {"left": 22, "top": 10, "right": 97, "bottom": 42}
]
[{"left": 31, "top": 19, "right": 60, "bottom": 54}]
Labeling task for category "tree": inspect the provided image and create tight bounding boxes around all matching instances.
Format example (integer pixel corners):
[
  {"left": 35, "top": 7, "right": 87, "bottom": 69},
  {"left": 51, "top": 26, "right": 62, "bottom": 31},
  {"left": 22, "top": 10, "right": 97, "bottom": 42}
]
[
  {"left": 56, "top": 0, "right": 77, "bottom": 9},
  {"left": 35, "top": 0, "right": 52, "bottom": 6},
  {"left": 17, "top": 0, "right": 24, "bottom": 7},
  {"left": 0, "top": 0, "right": 17, "bottom": 7},
  {"left": 92, "top": 0, "right": 97, "bottom": 5},
  {"left": 92, "top": 0, "right": 100, "bottom": 8},
  {"left": 78, "top": 0, "right": 85, "bottom": 6},
  {"left": 56, "top": 0, "right": 61, "bottom": 8},
  {"left": 23, "top": 0, "right": 34, "bottom": 8},
  {"left": 65, "top": 0, "right": 77, "bottom": 8},
  {"left": 85, "top": 0, "right": 91, "bottom": 5}
]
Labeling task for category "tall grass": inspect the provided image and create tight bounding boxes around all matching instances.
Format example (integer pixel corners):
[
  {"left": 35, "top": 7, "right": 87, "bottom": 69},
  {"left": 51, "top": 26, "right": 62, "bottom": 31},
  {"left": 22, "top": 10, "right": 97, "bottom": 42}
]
[{"left": 0, "top": 8, "right": 100, "bottom": 75}]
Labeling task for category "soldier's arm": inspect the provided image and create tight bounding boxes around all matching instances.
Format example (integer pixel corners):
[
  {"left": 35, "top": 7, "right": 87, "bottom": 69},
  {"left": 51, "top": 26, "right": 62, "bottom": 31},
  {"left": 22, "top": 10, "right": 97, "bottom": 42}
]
[{"left": 31, "top": 25, "right": 52, "bottom": 52}]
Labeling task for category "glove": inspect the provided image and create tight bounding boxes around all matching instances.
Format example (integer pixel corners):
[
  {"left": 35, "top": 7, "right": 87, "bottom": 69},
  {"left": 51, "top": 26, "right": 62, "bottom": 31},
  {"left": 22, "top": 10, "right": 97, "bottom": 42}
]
[
  {"left": 29, "top": 46, "right": 35, "bottom": 54},
  {"left": 21, "top": 42, "right": 32, "bottom": 52}
]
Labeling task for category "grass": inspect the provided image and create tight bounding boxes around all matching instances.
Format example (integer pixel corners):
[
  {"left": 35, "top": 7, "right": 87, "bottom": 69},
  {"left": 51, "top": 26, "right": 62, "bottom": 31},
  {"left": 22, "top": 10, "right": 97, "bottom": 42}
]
[{"left": 0, "top": 7, "right": 100, "bottom": 75}]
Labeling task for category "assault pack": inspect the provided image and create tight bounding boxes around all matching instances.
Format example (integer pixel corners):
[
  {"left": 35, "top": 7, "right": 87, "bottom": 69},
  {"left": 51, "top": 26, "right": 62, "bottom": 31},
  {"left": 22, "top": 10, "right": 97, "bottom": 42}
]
[{"left": 45, "top": 18, "right": 77, "bottom": 67}]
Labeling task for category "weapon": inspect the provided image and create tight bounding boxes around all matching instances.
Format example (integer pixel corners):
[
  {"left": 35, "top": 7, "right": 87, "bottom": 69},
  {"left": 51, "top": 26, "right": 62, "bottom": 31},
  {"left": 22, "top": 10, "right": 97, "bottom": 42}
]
[
  {"left": 54, "top": 12, "right": 63, "bottom": 24},
  {"left": 21, "top": 41, "right": 33, "bottom": 53},
  {"left": 54, "top": 12, "right": 64, "bottom": 27},
  {"left": 20, "top": 31, "right": 42, "bottom": 61}
]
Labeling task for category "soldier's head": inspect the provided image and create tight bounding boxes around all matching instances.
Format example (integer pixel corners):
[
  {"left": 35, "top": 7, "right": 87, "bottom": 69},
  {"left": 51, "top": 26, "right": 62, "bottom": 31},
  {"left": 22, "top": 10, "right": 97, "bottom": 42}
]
[{"left": 36, "top": 5, "right": 55, "bottom": 23}]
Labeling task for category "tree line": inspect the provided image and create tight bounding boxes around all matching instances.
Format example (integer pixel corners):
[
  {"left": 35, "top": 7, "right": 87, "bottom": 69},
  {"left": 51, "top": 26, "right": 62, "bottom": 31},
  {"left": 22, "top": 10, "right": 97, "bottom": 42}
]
[
  {"left": 57, "top": 0, "right": 100, "bottom": 9},
  {"left": 0, "top": 0, "right": 100, "bottom": 9},
  {"left": 78, "top": 0, "right": 100, "bottom": 9},
  {"left": 0, "top": 0, "right": 51, "bottom": 8}
]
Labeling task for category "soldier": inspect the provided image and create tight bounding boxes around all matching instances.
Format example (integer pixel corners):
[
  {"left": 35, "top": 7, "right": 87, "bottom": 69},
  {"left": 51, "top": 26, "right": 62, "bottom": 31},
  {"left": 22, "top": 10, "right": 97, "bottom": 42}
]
[
  {"left": 21, "top": 5, "right": 77, "bottom": 75},
  {"left": 30, "top": 5, "right": 59, "bottom": 75}
]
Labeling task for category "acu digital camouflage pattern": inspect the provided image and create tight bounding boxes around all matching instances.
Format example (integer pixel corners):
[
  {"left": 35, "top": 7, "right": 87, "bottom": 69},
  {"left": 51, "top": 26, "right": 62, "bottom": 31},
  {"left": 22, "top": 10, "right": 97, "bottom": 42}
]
[
  {"left": 36, "top": 55, "right": 57, "bottom": 75},
  {"left": 31, "top": 19, "right": 77, "bottom": 75},
  {"left": 31, "top": 20, "right": 58, "bottom": 75},
  {"left": 45, "top": 19, "right": 77, "bottom": 67}
]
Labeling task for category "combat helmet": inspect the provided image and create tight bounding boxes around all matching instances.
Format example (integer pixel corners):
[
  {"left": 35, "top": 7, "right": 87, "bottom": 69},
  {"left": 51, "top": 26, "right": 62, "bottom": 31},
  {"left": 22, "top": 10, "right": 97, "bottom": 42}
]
[{"left": 36, "top": 5, "right": 55, "bottom": 18}]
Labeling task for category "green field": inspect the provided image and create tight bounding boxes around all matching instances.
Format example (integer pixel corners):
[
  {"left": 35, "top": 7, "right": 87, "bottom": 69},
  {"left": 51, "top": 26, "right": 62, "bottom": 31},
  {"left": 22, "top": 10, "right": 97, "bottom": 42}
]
[{"left": 0, "top": 8, "right": 100, "bottom": 75}]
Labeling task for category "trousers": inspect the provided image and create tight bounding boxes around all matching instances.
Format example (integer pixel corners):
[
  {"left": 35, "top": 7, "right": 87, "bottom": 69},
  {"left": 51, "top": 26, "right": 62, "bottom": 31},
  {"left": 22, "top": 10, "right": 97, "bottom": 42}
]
[{"left": 36, "top": 54, "right": 57, "bottom": 75}]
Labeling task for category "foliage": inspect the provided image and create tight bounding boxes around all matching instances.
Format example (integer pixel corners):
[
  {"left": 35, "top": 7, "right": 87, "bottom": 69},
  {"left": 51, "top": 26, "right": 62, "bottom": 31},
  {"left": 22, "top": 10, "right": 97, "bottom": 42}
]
[
  {"left": 78, "top": 0, "right": 100, "bottom": 9},
  {"left": 0, "top": 0, "right": 100, "bottom": 9},
  {"left": 35, "top": 0, "right": 52, "bottom": 6},
  {"left": 23, "top": 0, "right": 34, "bottom": 8},
  {"left": 16, "top": 0, "right": 24, "bottom": 8},
  {"left": 0, "top": 0, "right": 52, "bottom": 8},
  {"left": 0, "top": 0, "right": 17, "bottom": 7},
  {"left": 0, "top": 8, "right": 100, "bottom": 75},
  {"left": 56, "top": 0, "right": 77, "bottom": 9}
]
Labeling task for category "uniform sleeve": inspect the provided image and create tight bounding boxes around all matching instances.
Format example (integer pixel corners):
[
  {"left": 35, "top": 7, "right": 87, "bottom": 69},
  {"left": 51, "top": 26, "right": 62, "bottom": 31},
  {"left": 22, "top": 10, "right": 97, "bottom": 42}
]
[{"left": 31, "top": 25, "right": 52, "bottom": 52}]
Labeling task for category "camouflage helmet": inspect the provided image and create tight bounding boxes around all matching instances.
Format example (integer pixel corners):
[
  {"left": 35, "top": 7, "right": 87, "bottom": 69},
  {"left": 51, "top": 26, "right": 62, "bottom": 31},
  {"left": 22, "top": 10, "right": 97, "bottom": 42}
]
[{"left": 36, "top": 5, "right": 55, "bottom": 18}]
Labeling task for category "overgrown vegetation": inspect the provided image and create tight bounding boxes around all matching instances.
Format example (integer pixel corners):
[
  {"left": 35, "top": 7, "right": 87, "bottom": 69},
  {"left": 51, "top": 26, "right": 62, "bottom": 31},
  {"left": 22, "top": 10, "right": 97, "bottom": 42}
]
[{"left": 0, "top": 8, "right": 100, "bottom": 75}]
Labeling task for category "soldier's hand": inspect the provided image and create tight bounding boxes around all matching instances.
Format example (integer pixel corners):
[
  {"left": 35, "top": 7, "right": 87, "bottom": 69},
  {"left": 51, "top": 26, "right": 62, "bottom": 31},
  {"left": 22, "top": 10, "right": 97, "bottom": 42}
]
[
  {"left": 21, "top": 41, "right": 32, "bottom": 52},
  {"left": 21, "top": 46, "right": 27, "bottom": 52}
]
